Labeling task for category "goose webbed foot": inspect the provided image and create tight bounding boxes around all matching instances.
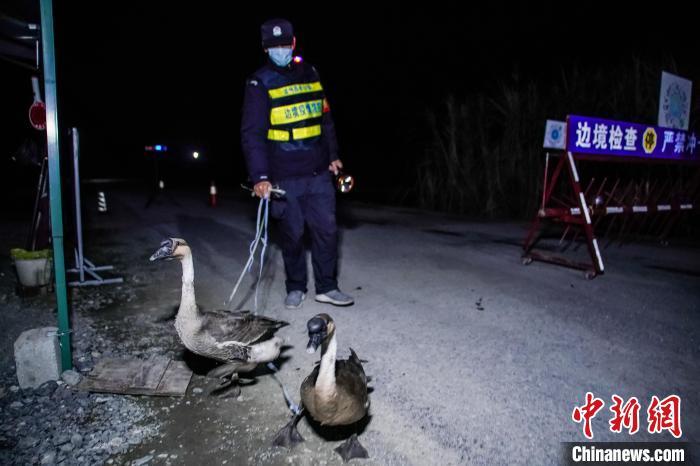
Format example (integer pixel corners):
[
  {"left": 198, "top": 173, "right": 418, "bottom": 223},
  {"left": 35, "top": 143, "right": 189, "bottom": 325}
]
[
  {"left": 208, "top": 373, "right": 241, "bottom": 398},
  {"left": 206, "top": 362, "right": 257, "bottom": 379},
  {"left": 272, "top": 412, "right": 304, "bottom": 448},
  {"left": 334, "top": 434, "right": 368, "bottom": 462}
]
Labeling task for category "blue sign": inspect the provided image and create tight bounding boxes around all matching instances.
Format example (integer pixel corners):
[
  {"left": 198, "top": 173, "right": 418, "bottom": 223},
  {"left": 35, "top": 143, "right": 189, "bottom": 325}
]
[{"left": 567, "top": 115, "right": 698, "bottom": 161}]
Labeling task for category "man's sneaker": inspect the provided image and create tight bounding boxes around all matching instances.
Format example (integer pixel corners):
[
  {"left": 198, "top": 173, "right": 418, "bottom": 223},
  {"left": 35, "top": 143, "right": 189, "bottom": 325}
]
[
  {"left": 315, "top": 289, "right": 354, "bottom": 306},
  {"left": 284, "top": 291, "right": 305, "bottom": 309}
]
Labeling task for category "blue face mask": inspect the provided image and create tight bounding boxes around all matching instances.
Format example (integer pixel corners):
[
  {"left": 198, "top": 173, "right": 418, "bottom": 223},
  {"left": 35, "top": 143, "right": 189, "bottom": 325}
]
[{"left": 268, "top": 47, "right": 293, "bottom": 67}]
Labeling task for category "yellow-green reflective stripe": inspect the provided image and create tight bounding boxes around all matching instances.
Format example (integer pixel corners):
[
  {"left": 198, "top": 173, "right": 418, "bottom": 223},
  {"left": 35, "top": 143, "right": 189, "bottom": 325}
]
[
  {"left": 292, "top": 125, "right": 321, "bottom": 139},
  {"left": 270, "top": 100, "right": 323, "bottom": 125},
  {"left": 267, "top": 125, "right": 322, "bottom": 141},
  {"left": 268, "top": 81, "right": 323, "bottom": 99},
  {"left": 267, "top": 129, "right": 290, "bottom": 141}
]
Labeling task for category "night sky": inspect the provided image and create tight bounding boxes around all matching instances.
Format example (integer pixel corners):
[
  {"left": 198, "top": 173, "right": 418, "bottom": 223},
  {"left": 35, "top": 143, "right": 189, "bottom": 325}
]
[{"left": 2, "top": 1, "right": 698, "bottom": 201}]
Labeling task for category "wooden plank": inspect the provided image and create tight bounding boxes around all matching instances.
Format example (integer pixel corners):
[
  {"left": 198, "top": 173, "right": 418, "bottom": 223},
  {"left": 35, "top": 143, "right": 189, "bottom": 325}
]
[
  {"left": 80, "top": 358, "right": 137, "bottom": 393},
  {"left": 79, "top": 377, "right": 128, "bottom": 394},
  {"left": 78, "top": 357, "right": 192, "bottom": 397},
  {"left": 155, "top": 360, "right": 193, "bottom": 396},
  {"left": 131, "top": 356, "right": 169, "bottom": 390}
]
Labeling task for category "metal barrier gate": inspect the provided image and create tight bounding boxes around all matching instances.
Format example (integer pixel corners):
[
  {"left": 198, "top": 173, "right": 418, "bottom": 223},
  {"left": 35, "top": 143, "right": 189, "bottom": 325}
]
[{"left": 523, "top": 115, "right": 700, "bottom": 278}]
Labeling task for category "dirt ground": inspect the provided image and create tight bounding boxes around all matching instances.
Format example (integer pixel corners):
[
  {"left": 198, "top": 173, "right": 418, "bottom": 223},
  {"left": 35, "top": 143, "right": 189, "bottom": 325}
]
[{"left": 2, "top": 186, "right": 699, "bottom": 465}]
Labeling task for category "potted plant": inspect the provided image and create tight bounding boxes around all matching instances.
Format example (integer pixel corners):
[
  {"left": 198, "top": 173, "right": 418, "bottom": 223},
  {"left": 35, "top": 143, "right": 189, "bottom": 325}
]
[{"left": 10, "top": 248, "right": 53, "bottom": 288}]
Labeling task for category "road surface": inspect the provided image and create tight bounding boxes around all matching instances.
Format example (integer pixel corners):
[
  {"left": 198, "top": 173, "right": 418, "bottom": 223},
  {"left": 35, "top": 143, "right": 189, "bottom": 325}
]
[{"left": 39, "top": 187, "right": 700, "bottom": 465}]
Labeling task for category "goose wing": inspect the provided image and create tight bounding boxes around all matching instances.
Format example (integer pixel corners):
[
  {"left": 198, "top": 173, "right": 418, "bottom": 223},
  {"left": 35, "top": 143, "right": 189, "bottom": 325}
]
[
  {"left": 336, "top": 348, "right": 369, "bottom": 392},
  {"left": 211, "top": 342, "right": 251, "bottom": 362},
  {"left": 302, "top": 351, "right": 369, "bottom": 425},
  {"left": 202, "top": 310, "right": 288, "bottom": 346}
]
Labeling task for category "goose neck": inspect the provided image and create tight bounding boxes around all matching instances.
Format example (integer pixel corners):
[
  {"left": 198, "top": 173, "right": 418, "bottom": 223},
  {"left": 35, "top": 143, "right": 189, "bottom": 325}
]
[
  {"left": 316, "top": 331, "right": 337, "bottom": 392},
  {"left": 179, "top": 252, "right": 198, "bottom": 317},
  {"left": 181, "top": 251, "right": 194, "bottom": 284}
]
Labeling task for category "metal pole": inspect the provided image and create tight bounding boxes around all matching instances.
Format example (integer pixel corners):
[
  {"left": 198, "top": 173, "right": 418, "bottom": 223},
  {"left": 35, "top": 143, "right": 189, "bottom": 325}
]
[
  {"left": 40, "top": 0, "right": 72, "bottom": 371},
  {"left": 72, "top": 128, "right": 85, "bottom": 283}
]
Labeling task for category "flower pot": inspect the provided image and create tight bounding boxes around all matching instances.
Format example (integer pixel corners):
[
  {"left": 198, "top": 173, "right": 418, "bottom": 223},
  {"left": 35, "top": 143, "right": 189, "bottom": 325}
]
[{"left": 11, "top": 249, "right": 53, "bottom": 287}]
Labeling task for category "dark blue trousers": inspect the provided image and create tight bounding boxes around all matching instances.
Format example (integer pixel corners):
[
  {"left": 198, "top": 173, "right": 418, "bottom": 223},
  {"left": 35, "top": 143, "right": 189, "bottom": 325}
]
[{"left": 270, "top": 172, "right": 338, "bottom": 294}]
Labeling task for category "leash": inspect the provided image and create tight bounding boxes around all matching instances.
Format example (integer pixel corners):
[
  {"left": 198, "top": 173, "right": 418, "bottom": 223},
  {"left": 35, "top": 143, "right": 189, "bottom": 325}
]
[
  {"left": 226, "top": 186, "right": 300, "bottom": 413},
  {"left": 267, "top": 362, "right": 302, "bottom": 415},
  {"left": 225, "top": 195, "right": 271, "bottom": 312}
]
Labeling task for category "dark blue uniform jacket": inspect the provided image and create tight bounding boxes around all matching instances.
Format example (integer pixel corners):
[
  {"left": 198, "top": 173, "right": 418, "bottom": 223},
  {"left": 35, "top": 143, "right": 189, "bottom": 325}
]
[{"left": 241, "top": 59, "right": 340, "bottom": 184}]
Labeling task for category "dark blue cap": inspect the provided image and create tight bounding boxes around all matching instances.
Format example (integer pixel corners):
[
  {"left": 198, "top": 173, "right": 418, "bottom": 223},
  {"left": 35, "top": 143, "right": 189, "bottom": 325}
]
[{"left": 261, "top": 18, "right": 294, "bottom": 48}]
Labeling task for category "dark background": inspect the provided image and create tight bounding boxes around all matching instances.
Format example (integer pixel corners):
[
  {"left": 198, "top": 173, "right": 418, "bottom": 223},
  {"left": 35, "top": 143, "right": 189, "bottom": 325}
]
[{"left": 2, "top": 1, "right": 699, "bottom": 207}]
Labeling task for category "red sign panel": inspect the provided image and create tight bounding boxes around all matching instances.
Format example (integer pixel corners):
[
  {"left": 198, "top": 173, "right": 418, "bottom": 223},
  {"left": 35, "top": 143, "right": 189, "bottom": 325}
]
[{"left": 29, "top": 101, "right": 46, "bottom": 131}]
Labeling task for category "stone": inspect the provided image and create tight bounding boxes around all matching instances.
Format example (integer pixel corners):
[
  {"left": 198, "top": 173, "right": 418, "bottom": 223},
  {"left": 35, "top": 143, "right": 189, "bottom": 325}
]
[
  {"left": 36, "top": 380, "right": 59, "bottom": 397},
  {"left": 40, "top": 450, "right": 56, "bottom": 465},
  {"left": 132, "top": 454, "right": 153, "bottom": 466},
  {"left": 19, "top": 436, "right": 40, "bottom": 449},
  {"left": 52, "top": 387, "right": 73, "bottom": 402},
  {"left": 127, "top": 429, "right": 143, "bottom": 445},
  {"left": 61, "top": 370, "right": 82, "bottom": 386},
  {"left": 74, "top": 360, "right": 92, "bottom": 373},
  {"left": 60, "top": 442, "right": 74, "bottom": 453},
  {"left": 53, "top": 434, "right": 70, "bottom": 446},
  {"left": 108, "top": 436, "right": 124, "bottom": 453},
  {"left": 14, "top": 327, "right": 61, "bottom": 389},
  {"left": 71, "top": 433, "right": 83, "bottom": 448}
]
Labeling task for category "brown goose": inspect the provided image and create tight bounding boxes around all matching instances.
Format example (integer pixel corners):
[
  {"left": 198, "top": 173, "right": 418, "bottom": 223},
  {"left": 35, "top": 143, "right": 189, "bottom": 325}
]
[
  {"left": 150, "top": 238, "right": 287, "bottom": 396},
  {"left": 274, "top": 313, "right": 370, "bottom": 462}
]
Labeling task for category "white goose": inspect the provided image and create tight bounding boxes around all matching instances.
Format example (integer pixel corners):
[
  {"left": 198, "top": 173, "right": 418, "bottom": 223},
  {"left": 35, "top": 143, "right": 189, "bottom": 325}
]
[{"left": 150, "top": 237, "right": 287, "bottom": 396}]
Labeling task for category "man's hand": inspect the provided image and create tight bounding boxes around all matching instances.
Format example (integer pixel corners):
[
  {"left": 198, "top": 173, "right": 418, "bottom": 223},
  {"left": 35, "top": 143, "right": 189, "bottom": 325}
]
[
  {"left": 328, "top": 159, "right": 343, "bottom": 175},
  {"left": 253, "top": 181, "right": 272, "bottom": 199}
]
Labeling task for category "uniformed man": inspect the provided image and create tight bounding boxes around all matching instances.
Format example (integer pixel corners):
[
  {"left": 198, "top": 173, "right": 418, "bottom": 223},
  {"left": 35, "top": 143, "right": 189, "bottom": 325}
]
[{"left": 241, "top": 18, "right": 354, "bottom": 310}]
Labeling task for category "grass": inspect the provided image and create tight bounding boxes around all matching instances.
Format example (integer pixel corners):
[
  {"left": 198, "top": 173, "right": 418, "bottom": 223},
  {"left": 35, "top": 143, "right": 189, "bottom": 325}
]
[{"left": 417, "top": 57, "right": 698, "bottom": 220}]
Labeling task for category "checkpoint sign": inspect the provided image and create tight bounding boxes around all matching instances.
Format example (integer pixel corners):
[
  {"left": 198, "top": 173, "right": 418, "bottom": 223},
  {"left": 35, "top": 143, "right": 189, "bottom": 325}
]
[
  {"left": 567, "top": 115, "right": 699, "bottom": 162},
  {"left": 29, "top": 100, "right": 46, "bottom": 130}
]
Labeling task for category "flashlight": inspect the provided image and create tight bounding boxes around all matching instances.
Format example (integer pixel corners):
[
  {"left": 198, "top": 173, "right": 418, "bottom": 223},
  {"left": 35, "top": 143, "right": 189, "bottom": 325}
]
[{"left": 335, "top": 170, "right": 355, "bottom": 194}]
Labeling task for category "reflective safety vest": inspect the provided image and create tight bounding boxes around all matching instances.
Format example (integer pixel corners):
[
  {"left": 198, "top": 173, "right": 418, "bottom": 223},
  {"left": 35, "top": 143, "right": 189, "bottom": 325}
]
[{"left": 254, "top": 64, "right": 328, "bottom": 150}]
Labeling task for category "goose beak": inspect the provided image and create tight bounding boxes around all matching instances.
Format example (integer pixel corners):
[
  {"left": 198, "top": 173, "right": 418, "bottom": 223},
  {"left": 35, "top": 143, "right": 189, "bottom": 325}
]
[
  {"left": 150, "top": 239, "right": 174, "bottom": 261},
  {"left": 306, "top": 333, "right": 323, "bottom": 353}
]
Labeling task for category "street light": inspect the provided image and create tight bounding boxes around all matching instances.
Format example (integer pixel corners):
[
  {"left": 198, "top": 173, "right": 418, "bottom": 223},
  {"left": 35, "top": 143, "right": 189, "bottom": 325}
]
[{"left": 193, "top": 151, "right": 200, "bottom": 160}]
